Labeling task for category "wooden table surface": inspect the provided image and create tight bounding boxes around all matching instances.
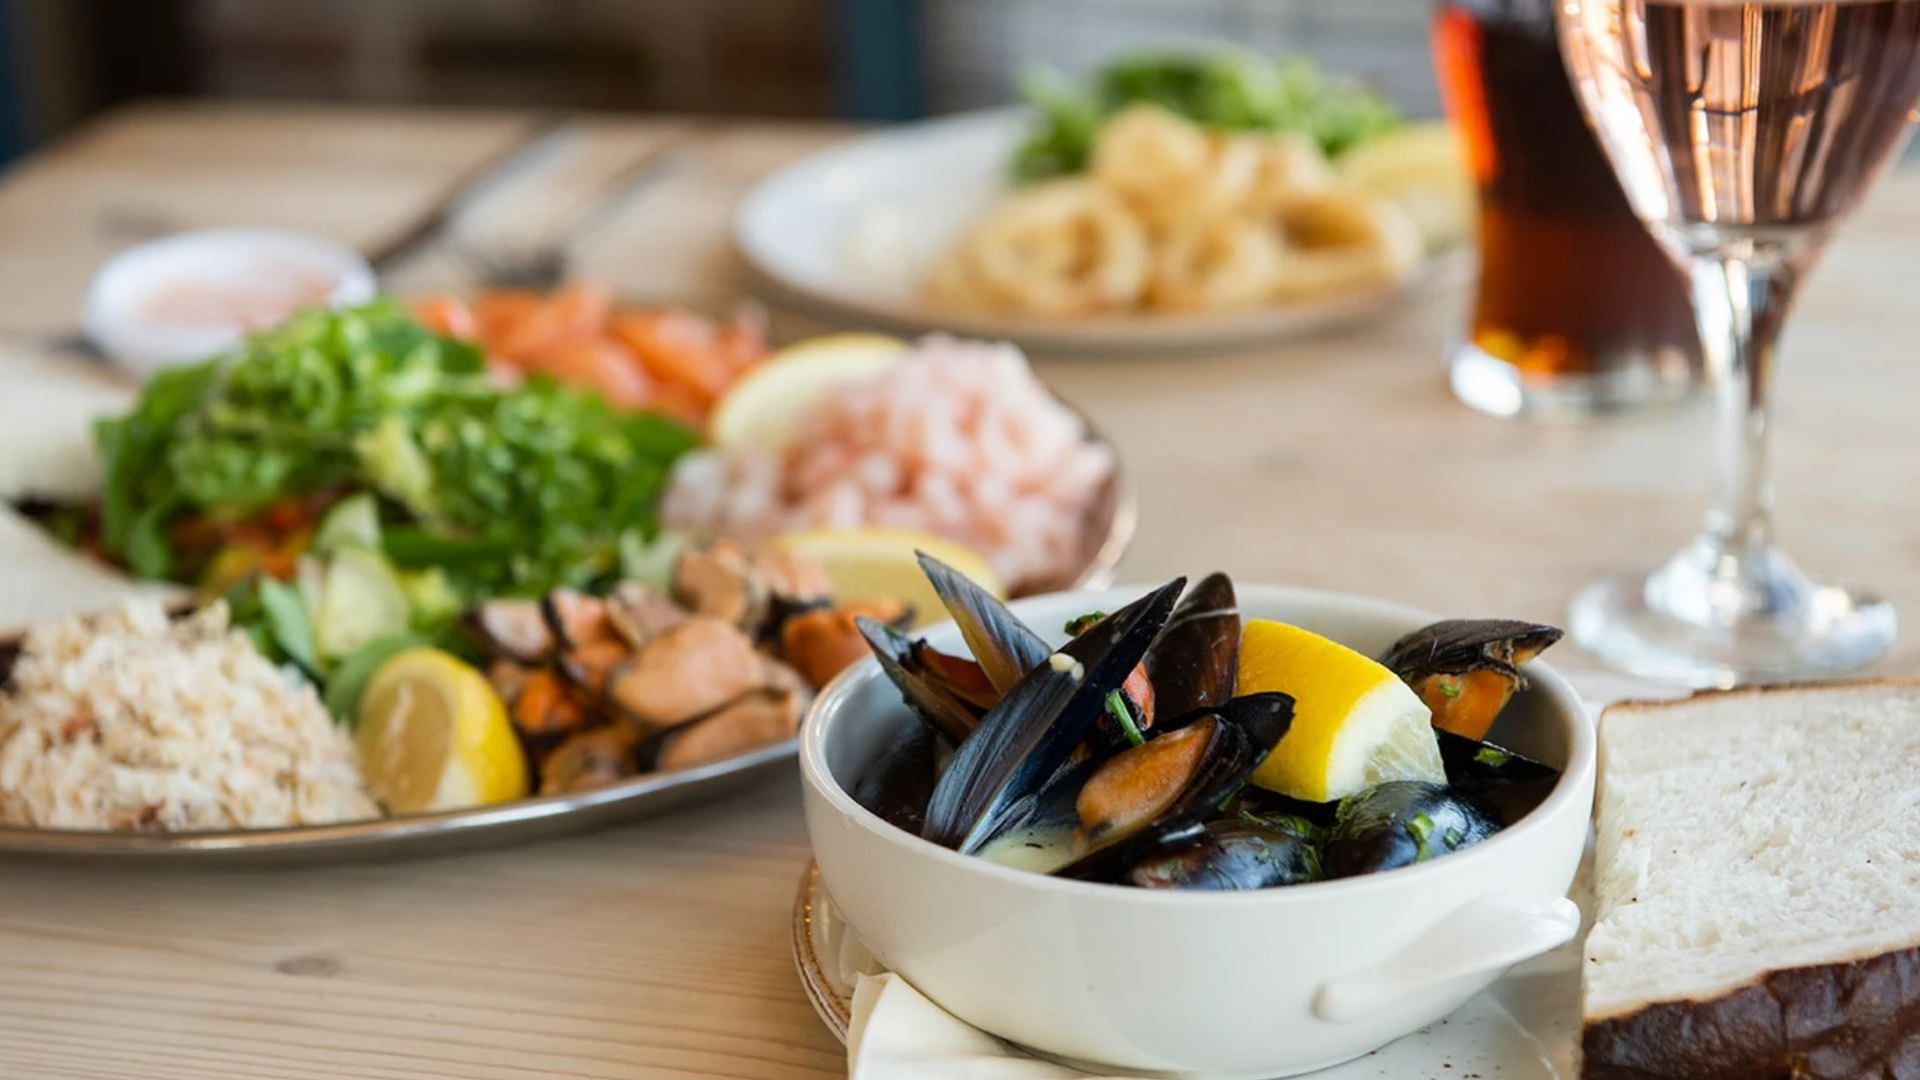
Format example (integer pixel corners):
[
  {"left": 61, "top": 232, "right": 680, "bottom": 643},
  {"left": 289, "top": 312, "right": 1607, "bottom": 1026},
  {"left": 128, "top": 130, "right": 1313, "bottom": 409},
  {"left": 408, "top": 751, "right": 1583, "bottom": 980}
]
[{"left": 2, "top": 102, "right": 1918, "bottom": 1079}]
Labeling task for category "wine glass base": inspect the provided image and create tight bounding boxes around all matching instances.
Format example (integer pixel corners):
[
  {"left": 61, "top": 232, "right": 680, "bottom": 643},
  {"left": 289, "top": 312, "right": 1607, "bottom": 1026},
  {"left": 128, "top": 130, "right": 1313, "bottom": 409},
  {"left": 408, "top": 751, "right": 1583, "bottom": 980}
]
[{"left": 1569, "top": 572, "right": 1896, "bottom": 689}]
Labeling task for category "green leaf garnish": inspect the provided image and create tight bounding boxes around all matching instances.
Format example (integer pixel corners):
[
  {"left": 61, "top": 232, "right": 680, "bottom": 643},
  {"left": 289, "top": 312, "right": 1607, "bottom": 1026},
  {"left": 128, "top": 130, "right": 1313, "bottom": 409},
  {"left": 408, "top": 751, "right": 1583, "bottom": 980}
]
[
  {"left": 1106, "top": 689, "right": 1145, "bottom": 746},
  {"left": 1064, "top": 611, "right": 1107, "bottom": 636},
  {"left": 1473, "top": 745, "right": 1512, "bottom": 768}
]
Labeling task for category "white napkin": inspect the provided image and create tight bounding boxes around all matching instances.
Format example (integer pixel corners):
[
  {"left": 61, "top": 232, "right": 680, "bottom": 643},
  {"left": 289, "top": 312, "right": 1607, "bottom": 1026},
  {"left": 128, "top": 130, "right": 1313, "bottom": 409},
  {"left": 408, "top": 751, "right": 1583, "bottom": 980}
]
[
  {"left": 843, "top": 670, "right": 1678, "bottom": 1079},
  {"left": 850, "top": 973, "right": 1099, "bottom": 1079}
]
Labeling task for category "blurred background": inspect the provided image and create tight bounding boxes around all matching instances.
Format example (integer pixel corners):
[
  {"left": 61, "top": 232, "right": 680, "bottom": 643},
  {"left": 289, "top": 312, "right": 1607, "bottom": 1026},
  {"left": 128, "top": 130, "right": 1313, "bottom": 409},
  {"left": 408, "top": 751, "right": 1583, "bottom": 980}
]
[{"left": 0, "top": 0, "right": 1436, "bottom": 162}]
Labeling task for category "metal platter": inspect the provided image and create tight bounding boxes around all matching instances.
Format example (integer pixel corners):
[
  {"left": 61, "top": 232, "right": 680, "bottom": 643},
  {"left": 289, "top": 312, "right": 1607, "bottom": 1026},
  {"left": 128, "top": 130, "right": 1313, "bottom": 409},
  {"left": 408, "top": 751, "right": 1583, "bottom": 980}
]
[{"left": 0, "top": 457, "right": 1134, "bottom": 866}]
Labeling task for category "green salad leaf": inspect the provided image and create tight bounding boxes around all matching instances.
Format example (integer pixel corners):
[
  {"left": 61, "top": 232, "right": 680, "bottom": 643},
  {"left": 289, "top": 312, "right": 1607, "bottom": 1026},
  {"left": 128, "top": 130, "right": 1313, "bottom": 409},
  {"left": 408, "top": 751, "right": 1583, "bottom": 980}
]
[
  {"left": 1012, "top": 52, "right": 1400, "bottom": 182},
  {"left": 93, "top": 300, "right": 699, "bottom": 603}
]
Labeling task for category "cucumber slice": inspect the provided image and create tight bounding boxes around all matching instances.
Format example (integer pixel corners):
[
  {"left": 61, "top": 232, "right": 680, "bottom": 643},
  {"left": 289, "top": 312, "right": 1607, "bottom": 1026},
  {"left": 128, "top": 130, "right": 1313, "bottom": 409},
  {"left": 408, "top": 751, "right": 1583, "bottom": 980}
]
[
  {"left": 313, "top": 545, "right": 411, "bottom": 662},
  {"left": 314, "top": 493, "right": 382, "bottom": 554}
]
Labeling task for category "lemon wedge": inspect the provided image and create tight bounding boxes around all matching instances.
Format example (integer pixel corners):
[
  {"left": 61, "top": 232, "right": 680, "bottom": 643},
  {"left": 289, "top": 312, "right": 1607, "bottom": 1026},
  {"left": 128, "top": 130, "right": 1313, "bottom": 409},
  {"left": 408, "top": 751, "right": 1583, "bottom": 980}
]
[
  {"left": 709, "top": 332, "right": 908, "bottom": 452},
  {"left": 770, "top": 527, "right": 1003, "bottom": 628},
  {"left": 1236, "top": 619, "right": 1443, "bottom": 802},
  {"left": 355, "top": 648, "right": 528, "bottom": 814},
  {"left": 1337, "top": 122, "right": 1475, "bottom": 253}
]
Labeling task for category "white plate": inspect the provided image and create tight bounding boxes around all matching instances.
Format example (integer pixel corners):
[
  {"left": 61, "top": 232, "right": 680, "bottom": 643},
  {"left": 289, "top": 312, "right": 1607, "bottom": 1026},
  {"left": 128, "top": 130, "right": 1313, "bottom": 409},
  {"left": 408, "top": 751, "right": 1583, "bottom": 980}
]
[
  {"left": 792, "top": 863, "right": 1583, "bottom": 1079},
  {"left": 734, "top": 109, "right": 1472, "bottom": 354}
]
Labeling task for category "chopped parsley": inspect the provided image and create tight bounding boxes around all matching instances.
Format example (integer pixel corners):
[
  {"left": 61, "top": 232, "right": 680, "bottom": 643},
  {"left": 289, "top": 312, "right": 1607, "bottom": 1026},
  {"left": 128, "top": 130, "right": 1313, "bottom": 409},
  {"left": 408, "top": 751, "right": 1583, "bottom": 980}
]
[
  {"left": 1064, "top": 611, "right": 1107, "bottom": 636},
  {"left": 1406, "top": 812, "right": 1438, "bottom": 861},
  {"left": 1105, "top": 689, "right": 1145, "bottom": 746}
]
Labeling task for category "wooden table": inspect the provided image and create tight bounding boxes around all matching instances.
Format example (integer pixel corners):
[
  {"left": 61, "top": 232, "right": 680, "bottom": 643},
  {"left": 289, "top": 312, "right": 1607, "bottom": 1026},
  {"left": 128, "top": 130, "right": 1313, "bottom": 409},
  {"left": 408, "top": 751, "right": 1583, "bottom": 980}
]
[{"left": 2, "top": 102, "right": 1918, "bottom": 1079}]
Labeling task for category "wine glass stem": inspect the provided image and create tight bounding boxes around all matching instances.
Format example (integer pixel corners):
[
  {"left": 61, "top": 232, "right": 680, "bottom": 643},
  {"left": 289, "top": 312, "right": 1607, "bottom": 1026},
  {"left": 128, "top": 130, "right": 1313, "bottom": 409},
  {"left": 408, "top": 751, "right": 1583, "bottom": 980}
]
[{"left": 1663, "top": 249, "right": 1804, "bottom": 625}]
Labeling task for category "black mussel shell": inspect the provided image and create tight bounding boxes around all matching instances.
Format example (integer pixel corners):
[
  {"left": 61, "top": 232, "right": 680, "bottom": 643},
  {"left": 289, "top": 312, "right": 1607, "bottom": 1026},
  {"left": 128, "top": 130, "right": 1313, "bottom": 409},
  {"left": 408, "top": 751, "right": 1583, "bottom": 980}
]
[
  {"left": 918, "top": 552, "right": 1051, "bottom": 695},
  {"left": 851, "top": 723, "right": 941, "bottom": 835},
  {"left": 1437, "top": 730, "right": 1559, "bottom": 826},
  {"left": 1323, "top": 780, "right": 1502, "bottom": 878},
  {"left": 1378, "top": 619, "right": 1562, "bottom": 741},
  {"left": 1127, "top": 816, "right": 1323, "bottom": 890},
  {"left": 1145, "top": 573, "right": 1241, "bottom": 722},
  {"left": 858, "top": 617, "right": 980, "bottom": 746},
  {"left": 1224, "top": 785, "right": 1340, "bottom": 830},
  {"left": 922, "top": 579, "right": 1186, "bottom": 854},
  {"left": 1379, "top": 619, "right": 1563, "bottom": 680},
  {"left": 1052, "top": 692, "right": 1293, "bottom": 881}
]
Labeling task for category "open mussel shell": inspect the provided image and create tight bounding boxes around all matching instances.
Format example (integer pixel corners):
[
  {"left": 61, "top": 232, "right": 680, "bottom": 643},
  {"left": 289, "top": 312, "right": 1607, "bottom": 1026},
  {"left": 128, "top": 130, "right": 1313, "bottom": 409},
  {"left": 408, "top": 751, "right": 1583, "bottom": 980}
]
[
  {"left": 467, "top": 598, "right": 555, "bottom": 664},
  {"left": 1322, "top": 780, "right": 1501, "bottom": 879},
  {"left": 918, "top": 552, "right": 1051, "bottom": 695},
  {"left": 1436, "top": 729, "right": 1559, "bottom": 826},
  {"left": 850, "top": 724, "right": 942, "bottom": 835},
  {"left": 1144, "top": 572, "right": 1240, "bottom": 721},
  {"left": 922, "top": 578, "right": 1187, "bottom": 854},
  {"left": 1126, "top": 815, "right": 1322, "bottom": 890},
  {"left": 1378, "top": 619, "right": 1563, "bottom": 741},
  {"left": 857, "top": 617, "right": 979, "bottom": 746},
  {"left": 1052, "top": 690, "right": 1294, "bottom": 882}
]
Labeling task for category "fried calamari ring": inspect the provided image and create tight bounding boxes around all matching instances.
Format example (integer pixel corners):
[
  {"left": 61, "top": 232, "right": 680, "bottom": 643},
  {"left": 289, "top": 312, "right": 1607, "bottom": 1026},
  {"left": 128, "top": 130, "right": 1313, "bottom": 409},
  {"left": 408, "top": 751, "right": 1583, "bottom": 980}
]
[
  {"left": 1147, "top": 213, "right": 1286, "bottom": 313},
  {"left": 1238, "top": 131, "right": 1336, "bottom": 215},
  {"left": 1268, "top": 190, "right": 1423, "bottom": 302},
  {"left": 927, "top": 179, "right": 1150, "bottom": 316},
  {"left": 1092, "top": 105, "right": 1260, "bottom": 230}
]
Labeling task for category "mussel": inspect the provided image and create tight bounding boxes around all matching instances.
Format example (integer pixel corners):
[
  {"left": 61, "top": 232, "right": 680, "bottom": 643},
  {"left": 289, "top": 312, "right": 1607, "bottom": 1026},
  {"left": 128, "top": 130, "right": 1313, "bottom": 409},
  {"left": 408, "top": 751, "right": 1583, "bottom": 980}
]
[
  {"left": 1144, "top": 572, "right": 1240, "bottom": 721},
  {"left": 780, "top": 597, "right": 911, "bottom": 689},
  {"left": 1126, "top": 814, "right": 1322, "bottom": 890},
  {"left": 858, "top": 618, "right": 988, "bottom": 746},
  {"left": 644, "top": 687, "right": 802, "bottom": 772},
  {"left": 851, "top": 724, "right": 942, "bottom": 835},
  {"left": 671, "top": 541, "right": 769, "bottom": 631},
  {"left": 597, "top": 616, "right": 769, "bottom": 732},
  {"left": 1322, "top": 780, "right": 1501, "bottom": 878},
  {"left": 604, "top": 580, "right": 687, "bottom": 651},
  {"left": 540, "top": 720, "right": 644, "bottom": 794},
  {"left": 1378, "top": 619, "right": 1562, "bottom": 740},
  {"left": 1436, "top": 729, "right": 1559, "bottom": 826},
  {"left": 468, "top": 598, "right": 555, "bottom": 664},
  {"left": 1052, "top": 691, "right": 1295, "bottom": 881},
  {"left": 542, "top": 588, "right": 619, "bottom": 652},
  {"left": 922, "top": 579, "right": 1186, "bottom": 854},
  {"left": 918, "top": 552, "right": 1052, "bottom": 694}
]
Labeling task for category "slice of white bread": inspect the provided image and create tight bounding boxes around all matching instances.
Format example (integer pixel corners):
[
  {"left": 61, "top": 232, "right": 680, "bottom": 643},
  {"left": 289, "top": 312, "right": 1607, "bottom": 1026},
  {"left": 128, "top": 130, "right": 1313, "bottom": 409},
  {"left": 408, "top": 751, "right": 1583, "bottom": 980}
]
[{"left": 1583, "top": 681, "right": 1920, "bottom": 1079}]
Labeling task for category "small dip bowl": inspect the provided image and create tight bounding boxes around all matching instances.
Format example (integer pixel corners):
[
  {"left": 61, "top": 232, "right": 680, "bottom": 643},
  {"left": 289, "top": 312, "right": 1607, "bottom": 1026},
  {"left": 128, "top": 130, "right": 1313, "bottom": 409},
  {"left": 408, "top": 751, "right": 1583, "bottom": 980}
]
[
  {"left": 800, "top": 583, "right": 1594, "bottom": 1079},
  {"left": 85, "top": 228, "right": 376, "bottom": 377}
]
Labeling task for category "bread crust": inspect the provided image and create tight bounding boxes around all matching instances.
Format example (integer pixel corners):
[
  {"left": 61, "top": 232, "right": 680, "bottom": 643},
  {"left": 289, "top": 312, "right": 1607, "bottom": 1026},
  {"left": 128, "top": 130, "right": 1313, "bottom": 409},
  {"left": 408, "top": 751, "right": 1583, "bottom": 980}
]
[
  {"left": 1582, "top": 939, "right": 1920, "bottom": 1079},
  {"left": 1600, "top": 678, "right": 1920, "bottom": 720}
]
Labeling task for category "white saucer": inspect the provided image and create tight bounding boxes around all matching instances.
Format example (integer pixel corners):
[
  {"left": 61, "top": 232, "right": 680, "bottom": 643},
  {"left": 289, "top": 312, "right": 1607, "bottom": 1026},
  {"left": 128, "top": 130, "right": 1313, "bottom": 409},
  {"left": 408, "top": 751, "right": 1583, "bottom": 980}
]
[{"left": 791, "top": 862, "right": 1583, "bottom": 1079}]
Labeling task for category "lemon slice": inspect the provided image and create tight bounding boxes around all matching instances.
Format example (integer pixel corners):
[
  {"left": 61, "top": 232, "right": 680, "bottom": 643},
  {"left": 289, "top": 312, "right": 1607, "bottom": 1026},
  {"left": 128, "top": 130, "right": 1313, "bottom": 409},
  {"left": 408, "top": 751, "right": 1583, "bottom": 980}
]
[
  {"left": 1337, "top": 122, "right": 1475, "bottom": 253},
  {"left": 709, "top": 333, "right": 908, "bottom": 451},
  {"left": 355, "top": 648, "right": 528, "bottom": 814},
  {"left": 1236, "top": 619, "right": 1442, "bottom": 802},
  {"left": 769, "top": 527, "right": 1004, "bottom": 628}
]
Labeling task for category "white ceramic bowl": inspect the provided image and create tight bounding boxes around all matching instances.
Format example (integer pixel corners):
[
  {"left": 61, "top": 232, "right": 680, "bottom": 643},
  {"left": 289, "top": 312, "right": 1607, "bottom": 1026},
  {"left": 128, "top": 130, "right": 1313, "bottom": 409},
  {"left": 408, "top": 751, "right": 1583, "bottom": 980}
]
[{"left": 800, "top": 584, "right": 1595, "bottom": 1079}]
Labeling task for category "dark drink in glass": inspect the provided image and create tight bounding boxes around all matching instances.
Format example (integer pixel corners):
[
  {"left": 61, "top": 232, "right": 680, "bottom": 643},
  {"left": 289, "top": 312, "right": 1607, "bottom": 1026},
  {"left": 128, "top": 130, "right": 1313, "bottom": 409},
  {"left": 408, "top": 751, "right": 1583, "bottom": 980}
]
[{"left": 1433, "top": 0, "right": 1701, "bottom": 418}]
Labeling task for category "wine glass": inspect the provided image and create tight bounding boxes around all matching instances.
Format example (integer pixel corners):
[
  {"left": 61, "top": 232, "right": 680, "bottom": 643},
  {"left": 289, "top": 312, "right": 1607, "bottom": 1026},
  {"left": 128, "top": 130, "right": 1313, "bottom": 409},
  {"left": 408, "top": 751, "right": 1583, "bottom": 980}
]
[{"left": 1555, "top": 0, "right": 1920, "bottom": 686}]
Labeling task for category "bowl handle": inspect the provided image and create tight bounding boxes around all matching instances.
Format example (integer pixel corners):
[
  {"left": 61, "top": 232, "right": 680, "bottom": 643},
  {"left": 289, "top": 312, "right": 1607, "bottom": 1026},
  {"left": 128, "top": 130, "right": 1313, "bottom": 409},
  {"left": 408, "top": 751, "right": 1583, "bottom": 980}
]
[{"left": 1312, "top": 893, "right": 1580, "bottom": 1023}]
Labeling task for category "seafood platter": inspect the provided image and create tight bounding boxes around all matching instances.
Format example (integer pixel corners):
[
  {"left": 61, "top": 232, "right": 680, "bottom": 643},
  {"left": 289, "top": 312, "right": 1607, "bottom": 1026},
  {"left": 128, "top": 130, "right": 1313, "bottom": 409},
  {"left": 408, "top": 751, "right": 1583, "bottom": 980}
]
[{"left": 0, "top": 287, "right": 1129, "bottom": 861}]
